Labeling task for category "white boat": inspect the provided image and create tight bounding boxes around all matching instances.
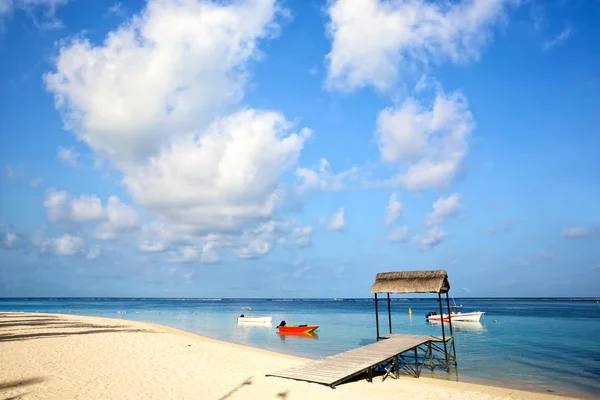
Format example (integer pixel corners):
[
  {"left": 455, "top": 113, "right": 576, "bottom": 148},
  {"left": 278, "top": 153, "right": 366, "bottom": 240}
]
[
  {"left": 237, "top": 316, "right": 272, "bottom": 323},
  {"left": 237, "top": 307, "right": 271, "bottom": 324},
  {"left": 426, "top": 311, "right": 485, "bottom": 322}
]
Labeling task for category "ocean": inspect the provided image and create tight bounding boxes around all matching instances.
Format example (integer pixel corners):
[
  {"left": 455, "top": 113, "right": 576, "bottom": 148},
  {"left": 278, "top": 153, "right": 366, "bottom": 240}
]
[{"left": 1, "top": 298, "right": 599, "bottom": 398}]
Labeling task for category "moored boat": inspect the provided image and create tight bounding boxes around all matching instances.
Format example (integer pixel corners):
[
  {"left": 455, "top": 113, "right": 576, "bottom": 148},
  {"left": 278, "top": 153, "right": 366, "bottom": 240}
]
[
  {"left": 237, "top": 316, "right": 272, "bottom": 323},
  {"left": 237, "top": 307, "right": 272, "bottom": 323},
  {"left": 276, "top": 320, "right": 318, "bottom": 334},
  {"left": 426, "top": 311, "right": 485, "bottom": 322}
]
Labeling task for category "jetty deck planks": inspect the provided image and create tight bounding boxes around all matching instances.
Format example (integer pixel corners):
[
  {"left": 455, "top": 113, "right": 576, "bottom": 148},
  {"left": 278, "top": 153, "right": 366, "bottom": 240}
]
[{"left": 266, "top": 334, "right": 450, "bottom": 387}]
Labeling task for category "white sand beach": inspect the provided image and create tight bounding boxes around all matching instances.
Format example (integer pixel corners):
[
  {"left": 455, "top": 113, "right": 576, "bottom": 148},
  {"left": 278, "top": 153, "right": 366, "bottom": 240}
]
[{"left": 0, "top": 312, "right": 580, "bottom": 400}]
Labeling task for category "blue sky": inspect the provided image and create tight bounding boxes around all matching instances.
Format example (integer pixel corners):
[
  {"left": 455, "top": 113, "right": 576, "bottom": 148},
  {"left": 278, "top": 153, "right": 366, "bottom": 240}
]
[{"left": 0, "top": 0, "right": 598, "bottom": 298}]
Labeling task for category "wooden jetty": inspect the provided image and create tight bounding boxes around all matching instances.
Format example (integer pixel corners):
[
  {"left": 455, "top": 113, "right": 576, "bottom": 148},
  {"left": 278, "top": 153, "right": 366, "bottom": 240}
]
[
  {"left": 268, "top": 270, "right": 459, "bottom": 388},
  {"left": 267, "top": 333, "right": 453, "bottom": 388}
]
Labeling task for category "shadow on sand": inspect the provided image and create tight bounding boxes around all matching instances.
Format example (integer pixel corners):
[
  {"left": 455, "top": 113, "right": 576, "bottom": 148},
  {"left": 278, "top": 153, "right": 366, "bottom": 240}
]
[
  {"left": 0, "top": 377, "right": 46, "bottom": 400},
  {"left": 0, "top": 314, "right": 154, "bottom": 343}
]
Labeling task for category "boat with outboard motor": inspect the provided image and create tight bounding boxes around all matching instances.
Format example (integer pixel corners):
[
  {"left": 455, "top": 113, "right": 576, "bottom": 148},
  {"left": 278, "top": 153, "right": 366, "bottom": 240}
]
[{"left": 276, "top": 320, "right": 318, "bottom": 334}]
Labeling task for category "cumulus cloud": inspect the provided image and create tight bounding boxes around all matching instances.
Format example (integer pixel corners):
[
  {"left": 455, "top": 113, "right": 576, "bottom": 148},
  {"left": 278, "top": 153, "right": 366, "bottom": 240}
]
[
  {"left": 295, "top": 158, "right": 363, "bottom": 194},
  {"left": 95, "top": 196, "right": 139, "bottom": 240},
  {"left": 561, "top": 227, "right": 594, "bottom": 239},
  {"left": 1, "top": 224, "right": 27, "bottom": 250},
  {"left": 326, "top": 0, "right": 513, "bottom": 91},
  {"left": 328, "top": 208, "right": 345, "bottom": 231},
  {"left": 45, "top": 0, "right": 283, "bottom": 166},
  {"left": 43, "top": 0, "right": 313, "bottom": 261},
  {"left": 57, "top": 146, "right": 80, "bottom": 167},
  {"left": 124, "top": 109, "right": 310, "bottom": 234},
  {"left": 426, "top": 193, "right": 461, "bottom": 227},
  {"left": 384, "top": 193, "right": 402, "bottom": 225},
  {"left": 168, "top": 244, "right": 219, "bottom": 264},
  {"left": 377, "top": 90, "right": 474, "bottom": 190},
  {"left": 52, "top": 233, "right": 85, "bottom": 256},
  {"left": 43, "top": 189, "right": 139, "bottom": 240},
  {"left": 415, "top": 226, "right": 446, "bottom": 249},
  {"left": 70, "top": 194, "right": 104, "bottom": 222}
]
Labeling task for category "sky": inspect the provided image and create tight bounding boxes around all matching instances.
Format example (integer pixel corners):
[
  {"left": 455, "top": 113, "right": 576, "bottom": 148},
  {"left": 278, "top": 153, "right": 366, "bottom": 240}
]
[{"left": 0, "top": 0, "right": 599, "bottom": 298}]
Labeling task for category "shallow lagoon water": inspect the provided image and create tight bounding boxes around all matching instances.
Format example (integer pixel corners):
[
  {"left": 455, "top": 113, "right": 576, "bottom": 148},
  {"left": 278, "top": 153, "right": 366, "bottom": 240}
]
[{"left": 2, "top": 298, "right": 599, "bottom": 398}]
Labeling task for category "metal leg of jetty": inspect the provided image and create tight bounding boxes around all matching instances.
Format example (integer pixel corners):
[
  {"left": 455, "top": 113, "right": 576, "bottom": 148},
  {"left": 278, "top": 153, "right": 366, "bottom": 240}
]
[{"left": 438, "top": 292, "right": 449, "bottom": 371}]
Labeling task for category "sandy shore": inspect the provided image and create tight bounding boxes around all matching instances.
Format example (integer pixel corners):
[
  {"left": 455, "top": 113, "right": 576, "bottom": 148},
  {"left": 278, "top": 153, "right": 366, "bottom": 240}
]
[{"left": 0, "top": 312, "right": 581, "bottom": 400}]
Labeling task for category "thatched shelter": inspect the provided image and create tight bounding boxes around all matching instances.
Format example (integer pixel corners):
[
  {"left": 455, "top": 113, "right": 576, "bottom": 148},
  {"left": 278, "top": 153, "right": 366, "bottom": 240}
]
[
  {"left": 370, "top": 269, "right": 456, "bottom": 369},
  {"left": 370, "top": 270, "right": 450, "bottom": 294}
]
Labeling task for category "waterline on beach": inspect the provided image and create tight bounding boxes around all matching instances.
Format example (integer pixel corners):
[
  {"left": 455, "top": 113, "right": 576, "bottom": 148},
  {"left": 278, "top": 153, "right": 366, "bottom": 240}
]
[{"left": 1, "top": 298, "right": 598, "bottom": 398}]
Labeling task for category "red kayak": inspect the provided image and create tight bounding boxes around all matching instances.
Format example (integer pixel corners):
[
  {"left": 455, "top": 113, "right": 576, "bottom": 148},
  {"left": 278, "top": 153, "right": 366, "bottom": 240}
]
[{"left": 276, "top": 322, "right": 318, "bottom": 334}]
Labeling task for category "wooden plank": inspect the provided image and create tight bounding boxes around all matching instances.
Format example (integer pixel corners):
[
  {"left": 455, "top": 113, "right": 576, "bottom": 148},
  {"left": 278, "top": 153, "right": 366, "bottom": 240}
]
[{"left": 267, "top": 333, "right": 445, "bottom": 387}]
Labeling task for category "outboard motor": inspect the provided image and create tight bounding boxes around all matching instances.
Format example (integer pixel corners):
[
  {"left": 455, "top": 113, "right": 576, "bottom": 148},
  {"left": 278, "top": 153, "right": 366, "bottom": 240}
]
[
  {"left": 277, "top": 320, "right": 286, "bottom": 328},
  {"left": 425, "top": 311, "right": 437, "bottom": 320}
]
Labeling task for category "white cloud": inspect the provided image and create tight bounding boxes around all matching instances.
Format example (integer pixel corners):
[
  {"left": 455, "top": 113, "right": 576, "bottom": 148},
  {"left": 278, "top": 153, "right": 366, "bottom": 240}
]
[
  {"left": 387, "top": 225, "right": 409, "bottom": 243},
  {"left": 169, "top": 246, "right": 202, "bottom": 263},
  {"left": 290, "top": 225, "right": 312, "bottom": 247},
  {"left": 52, "top": 234, "right": 85, "bottom": 256},
  {"left": 543, "top": 26, "right": 571, "bottom": 51},
  {"left": 0, "top": 224, "right": 27, "bottom": 250},
  {"left": 43, "top": 189, "right": 69, "bottom": 222},
  {"left": 124, "top": 109, "right": 310, "bottom": 234},
  {"left": 43, "top": 189, "right": 139, "bottom": 240},
  {"left": 295, "top": 158, "right": 363, "bottom": 194},
  {"left": 426, "top": 193, "right": 461, "bottom": 227},
  {"left": 44, "top": 0, "right": 312, "bottom": 261},
  {"left": 200, "top": 242, "right": 220, "bottom": 264},
  {"left": 107, "top": 2, "right": 124, "bottom": 16},
  {"left": 45, "top": 0, "right": 282, "bottom": 166},
  {"left": 384, "top": 193, "right": 402, "bottom": 225},
  {"left": 95, "top": 196, "right": 139, "bottom": 240},
  {"left": 235, "top": 239, "right": 273, "bottom": 259},
  {"left": 415, "top": 226, "right": 446, "bottom": 249},
  {"left": 326, "top": 0, "right": 512, "bottom": 91},
  {"left": 57, "top": 146, "right": 80, "bottom": 167},
  {"left": 1, "top": 0, "right": 69, "bottom": 28},
  {"left": 377, "top": 90, "right": 474, "bottom": 191},
  {"left": 561, "top": 227, "right": 594, "bottom": 239},
  {"left": 328, "top": 208, "right": 345, "bottom": 231},
  {"left": 70, "top": 194, "right": 104, "bottom": 222}
]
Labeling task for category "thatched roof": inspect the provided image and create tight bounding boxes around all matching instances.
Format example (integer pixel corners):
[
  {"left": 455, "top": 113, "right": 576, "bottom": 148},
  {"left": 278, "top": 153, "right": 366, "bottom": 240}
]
[{"left": 370, "top": 270, "right": 450, "bottom": 294}]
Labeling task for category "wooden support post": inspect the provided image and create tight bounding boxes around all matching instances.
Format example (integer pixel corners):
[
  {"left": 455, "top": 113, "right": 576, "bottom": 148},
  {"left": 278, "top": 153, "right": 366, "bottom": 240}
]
[
  {"left": 413, "top": 347, "right": 418, "bottom": 376},
  {"left": 395, "top": 356, "right": 399, "bottom": 379},
  {"left": 387, "top": 292, "right": 392, "bottom": 334},
  {"left": 445, "top": 291, "right": 457, "bottom": 365},
  {"left": 375, "top": 293, "right": 380, "bottom": 341},
  {"left": 438, "top": 292, "right": 449, "bottom": 370}
]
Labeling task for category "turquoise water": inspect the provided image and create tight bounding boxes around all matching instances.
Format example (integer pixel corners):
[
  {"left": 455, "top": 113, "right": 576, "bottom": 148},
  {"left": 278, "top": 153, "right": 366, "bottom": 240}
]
[{"left": 1, "top": 298, "right": 599, "bottom": 398}]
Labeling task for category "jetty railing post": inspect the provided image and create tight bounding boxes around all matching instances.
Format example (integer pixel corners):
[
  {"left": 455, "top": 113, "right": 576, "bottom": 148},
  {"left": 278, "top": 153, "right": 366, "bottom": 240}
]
[
  {"left": 438, "top": 292, "right": 449, "bottom": 370},
  {"left": 375, "top": 293, "right": 380, "bottom": 341},
  {"left": 387, "top": 292, "right": 392, "bottom": 334},
  {"left": 445, "top": 291, "right": 457, "bottom": 365}
]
